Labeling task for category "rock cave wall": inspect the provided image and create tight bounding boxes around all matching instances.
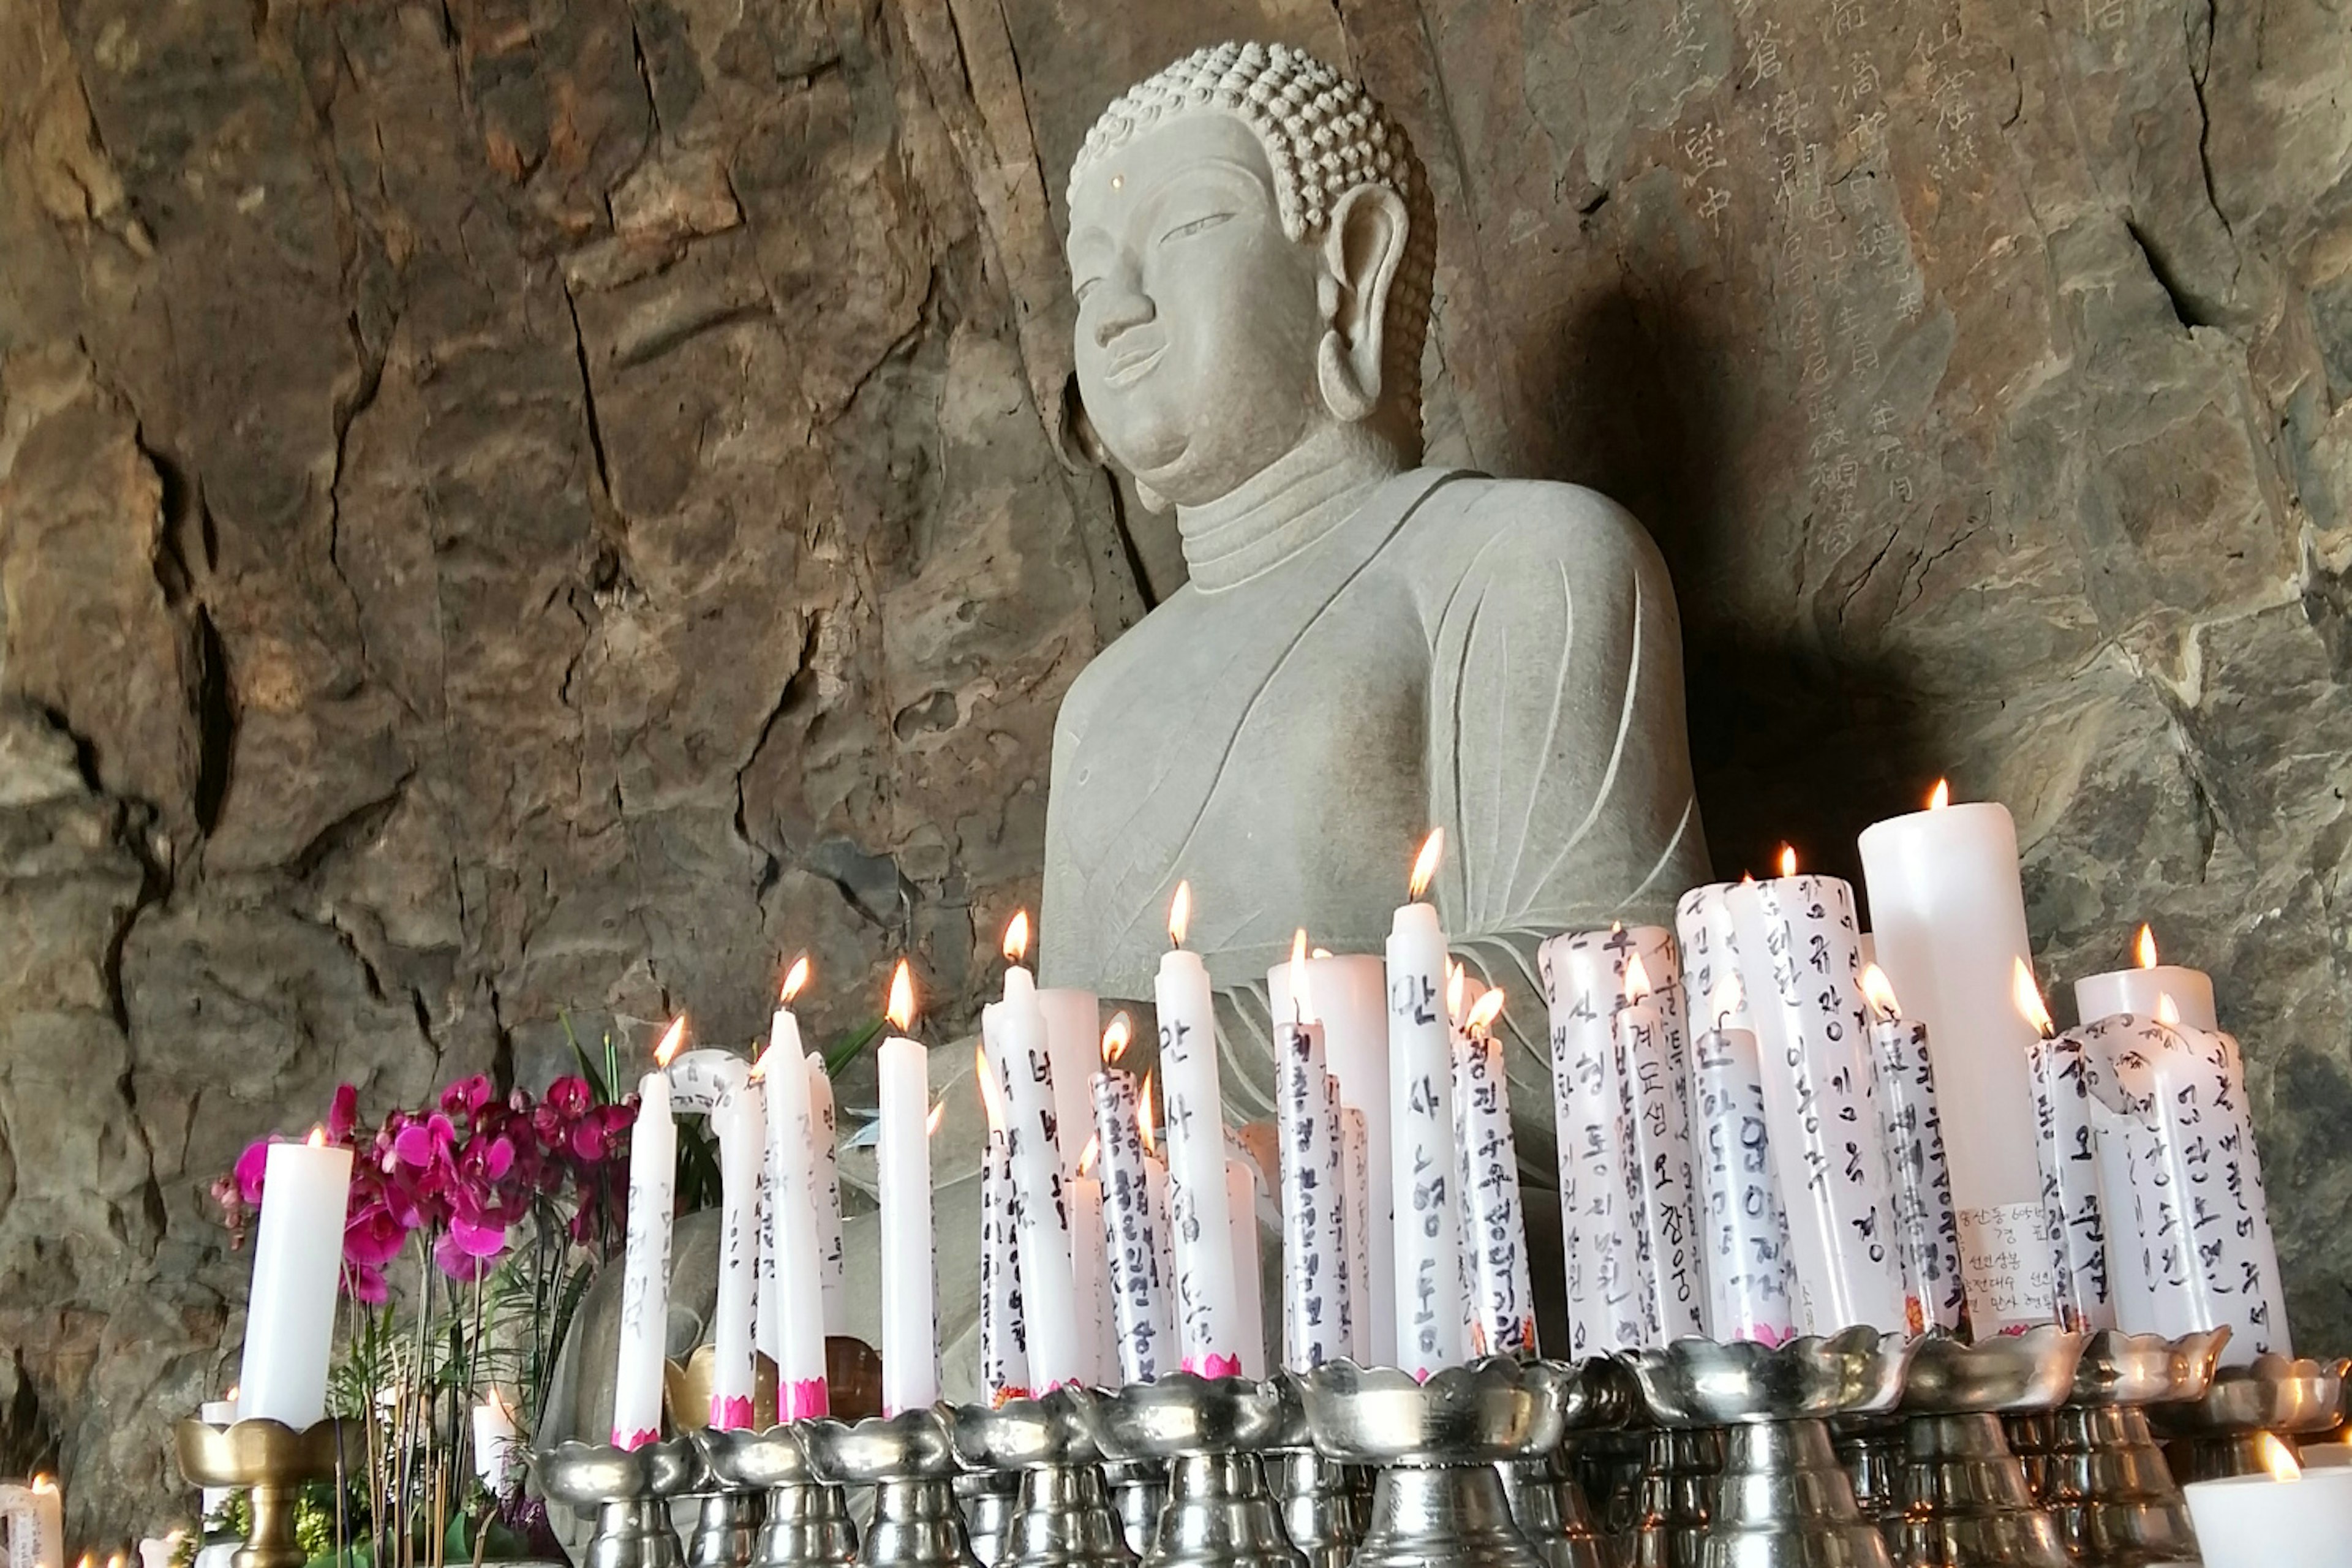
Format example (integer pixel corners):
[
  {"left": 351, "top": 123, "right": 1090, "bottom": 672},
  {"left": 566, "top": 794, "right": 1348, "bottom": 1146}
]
[{"left": 0, "top": 0, "right": 2347, "bottom": 1531}]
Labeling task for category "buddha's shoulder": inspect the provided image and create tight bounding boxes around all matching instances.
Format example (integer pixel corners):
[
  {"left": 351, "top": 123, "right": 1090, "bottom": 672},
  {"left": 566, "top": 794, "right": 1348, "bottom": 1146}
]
[
  {"left": 1393, "top": 469, "right": 1663, "bottom": 585},
  {"left": 1054, "top": 584, "right": 1202, "bottom": 741}
]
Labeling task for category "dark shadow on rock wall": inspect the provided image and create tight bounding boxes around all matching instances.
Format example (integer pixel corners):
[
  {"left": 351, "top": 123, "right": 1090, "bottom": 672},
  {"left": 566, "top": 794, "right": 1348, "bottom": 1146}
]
[{"left": 1543, "top": 284, "right": 1943, "bottom": 896}]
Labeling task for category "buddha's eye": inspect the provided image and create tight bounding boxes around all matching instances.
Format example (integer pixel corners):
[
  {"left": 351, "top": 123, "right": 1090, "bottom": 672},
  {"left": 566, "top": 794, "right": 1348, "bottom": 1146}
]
[{"left": 1158, "top": 211, "right": 1233, "bottom": 246}]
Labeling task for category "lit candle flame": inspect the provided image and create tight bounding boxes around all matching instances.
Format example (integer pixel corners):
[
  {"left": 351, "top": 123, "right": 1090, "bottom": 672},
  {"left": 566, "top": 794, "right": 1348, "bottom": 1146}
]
[
  {"left": 1311, "top": 946, "right": 1333, "bottom": 959},
  {"left": 1079, "top": 1134, "right": 1100, "bottom": 1177},
  {"left": 1289, "top": 929, "right": 1313, "bottom": 1021},
  {"left": 1409, "top": 828, "right": 1445, "bottom": 901},
  {"left": 1102, "top": 1011, "right": 1133, "bottom": 1066},
  {"left": 487, "top": 1385, "right": 513, "bottom": 1419},
  {"left": 927, "top": 1099, "right": 946, "bottom": 1137},
  {"left": 2011, "top": 959, "right": 2052, "bottom": 1039},
  {"left": 1446, "top": 960, "right": 1467, "bottom": 1027},
  {"left": 886, "top": 960, "right": 916, "bottom": 1033},
  {"left": 654, "top": 1016, "right": 688, "bottom": 1068},
  {"left": 2256, "top": 1431, "right": 2302, "bottom": 1482},
  {"left": 308, "top": 1125, "right": 328, "bottom": 1148},
  {"left": 976, "top": 1046, "right": 1008, "bottom": 1134},
  {"left": 1624, "top": 952, "right": 1654, "bottom": 1003},
  {"left": 2136, "top": 923, "right": 2158, "bottom": 970},
  {"left": 780, "top": 954, "right": 811, "bottom": 1004},
  {"left": 1928, "top": 778, "right": 1950, "bottom": 810},
  {"left": 1137, "top": 1072, "right": 1158, "bottom": 1156},
  {"left": 1003, "top": 910, "right": 1030, "bottom": 967},
  {"left": 1168, "top": 881, "right": 1192, "bottom": 949},
  {"left": 2155, "top": 993, "right": 2181, "bottom": 1027},
  {"left": 1777, "top": 843, "right": 1798, "bottom": 877},
  {"left": 32, "top": 1475, "right": 53, "bottom": 1493},
  {"left": 1466, "top": 987, "right": 1506, "bottom": 1035},
  {"left": 1860, "top": 963, "right": 1902, "bottom": 1023}
]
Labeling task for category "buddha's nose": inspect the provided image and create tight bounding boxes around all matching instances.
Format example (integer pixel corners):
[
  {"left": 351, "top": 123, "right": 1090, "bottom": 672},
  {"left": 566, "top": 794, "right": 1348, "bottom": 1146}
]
[{"left": 1091, "top": 284, "right": 1155, "bottom": 349}]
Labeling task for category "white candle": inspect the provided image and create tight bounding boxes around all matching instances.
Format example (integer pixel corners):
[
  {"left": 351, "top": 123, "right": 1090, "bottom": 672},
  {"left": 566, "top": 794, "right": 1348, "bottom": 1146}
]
[
  {"left": 1224, "top": 1147, "right": 1267, "bottom": 1381},
  {"left": 1142, "top": 1096, "right": 1177, "bottom": 1326},
  {"left": 2172, "top": 1019, "right": 2291, "bottom": 1360},
  {"left": 1091, "top": 1018, "right": 1170, "bottom": 1384},
  {"left": 666, "top": 1048, "right": 746, "bottom": 1112},
  {"left": 1856, "top": 788, "right": 2052, "bottom": 1330},
  {"left": 28, "top": 1477, "right": 61, "bottom": 1568},
  {"left": 1687, "top": 984, "right": 1801, "bottom": 1344},
  {"left": 805, "top": 1054, "right": 846, "bottom": 1336},
  {"left": 611, "top": 1019, "right": 683, "bottom": 1448},
  {"left": 2024, "top": 975, "right": 2118, "bottom": 1334},
  {"left": 1537, "top": 927, "right": 1649, "bottom": 1354},
  {"left": 876, "top": 962, "right": 938, "bottom": 1414},
  {"left": 1069, "top": 1169, "right": 1112, "bottom": 1385},
  {"left": 707, "top": 1058, "right": 761, "bottom": 1428},
  {"left": 982, "top": 923, "right": 1087, "bottom": 1393},
  {"left": 1615, "top": 950, "right": 1705, "bottom": 1343},
  {"left": 761, "top": 978, "right": 830, "bottom": 1420},
  {"left": 2075, "top": 925, "right": 2218, "bottom": 1031},
  {"left": 472, "top": 1391, "right": 518, "bottom": 1489},
  {"left": 1455, "top": 989, "right": 1536, "bottom": 1357},
  {"left": 1727, "top": 862, "right": 1914, "bottom": 1335},
  {"left": 1155, "top": 883, "right": 1252, "bottom": 1377},
  {"left": 237, "top": 1131, "right": 356, "bottom": 1430},
  {"left": 1860, "top": 967, "right": 1970, "bottom": 1335},
  {"left": 1265, "top": 949, "right": 1393, "bottom": 1362},
  {"left": 2182, "top": 1442, "right": 2352, "bottom": 1568},
  {"left": 2091, "top": 1091, "right": 2160, "bottom": 1332},
  {"left": 1387, "top": 833, "right": 1468, "bottom": 1380},
  {"left": 1275, "top": 954, "right": 1349, "bottom": 1370},
  {"left": 1036, "top": 985, "right": 1102, "bottom": 1182},
  {"left": 976, "top": 1069, "right": 1028, "bottom": 1406}
]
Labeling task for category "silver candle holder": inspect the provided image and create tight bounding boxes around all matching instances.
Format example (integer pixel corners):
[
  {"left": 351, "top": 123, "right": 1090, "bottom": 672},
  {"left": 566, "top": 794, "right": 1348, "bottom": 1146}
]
[
  {"left": 1297, "top": 1357, "right": 1579, "bottom": 1568},
  {"left": 954, "top": 1471, "right": 1022, "bottom": 1568},
  {"left": 535, "top": 1439, "right": 700, "bottom": 1568},
  {"left": 2153, "top": 1351, "right": 2349, "bottom": 1482},
  {"left": 1621, "top": 1327, "right": 1916, "bottom": 1568},
  {"left": 1097, "top": 1373, "right": 1304, "bottom": 1568},
  {"left": 801, "top": 1406, "right": 978, "bottom": 1568},
  {"left": 695, "top": 1424, "right": 858, "bottom": 1568},
  {"left": 1101, "top": 1460, "right": 1170, "bottom": 1561},
  {"left": 1887, "top": 1327, "right": 2084, "bottom": 1568},
  {"left": 1264, "top": 1376, "right": 1363, "bottom": 1568},
  {"left": 1497, "top": 1438, "right": 1621, "bottom": 1568},
  {"left": 1622, "top": 1427, "right": 1720, "bottom": 1568},
  {"left": 949, "top": 1387, "right": 1134, "bottom": 1568},
  {"left": 2016, "top": 1327, "right": 2226, "bottom": 1568}
]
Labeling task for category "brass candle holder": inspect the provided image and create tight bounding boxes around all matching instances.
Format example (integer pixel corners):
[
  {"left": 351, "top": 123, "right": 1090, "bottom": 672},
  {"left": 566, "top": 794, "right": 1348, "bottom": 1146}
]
[{"left": 174, "top": 1417, "right": 355, "bottom": 1568}]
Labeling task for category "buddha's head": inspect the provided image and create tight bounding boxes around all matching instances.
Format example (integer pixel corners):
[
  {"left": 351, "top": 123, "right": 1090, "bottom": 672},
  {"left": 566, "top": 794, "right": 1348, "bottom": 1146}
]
[{"left": 1065, "top": 43, "right": 1434, "bottom": 510}]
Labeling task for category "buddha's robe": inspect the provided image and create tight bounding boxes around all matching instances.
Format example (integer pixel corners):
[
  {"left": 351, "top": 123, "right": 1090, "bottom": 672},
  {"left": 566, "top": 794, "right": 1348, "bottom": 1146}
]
[{"left": 1039, "top": 467, "right": 1709, "bottom": 1171}]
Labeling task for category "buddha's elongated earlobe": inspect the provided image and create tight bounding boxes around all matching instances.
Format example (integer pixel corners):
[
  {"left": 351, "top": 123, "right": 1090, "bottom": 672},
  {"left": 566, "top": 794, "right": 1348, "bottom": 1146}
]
[{"left": 1316, "top": 183, "right": 1409, "bottom": 425}]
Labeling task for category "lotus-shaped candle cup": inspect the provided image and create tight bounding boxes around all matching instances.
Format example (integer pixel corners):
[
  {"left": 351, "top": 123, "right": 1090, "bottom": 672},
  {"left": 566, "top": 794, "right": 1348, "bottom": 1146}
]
[
  {"left": 534, "top": 1438, "right": 701, "bottom": 1507},
  {"left": 175, "top": 1417, "right": 352, "bottom": 1489},
  {"left": 1621, "top": 1328, "right": 1915, "bottom": 1427},
  {"left": 948, "top": 1387, "right": 1107, "bottom": 1469},
  {"left": 1295, "top": 1358, "right": 1570, "bottom": 1465},
  {"left": 2070, "top": 1327, "right": 2231, "bottom": 1406},
  {"left": 799, "top": 1406, "right": 959, "bottom": 1483},
  {"left": 1098, "top": 1372, "right": 1291, "bottom": 1460},
  {"left": 1901, "top": 1325, "right": 2086, "bottom": 1414},
  {"left": 2159, "top": 1353, "right": 2348, "bottom": 1436},
  {"left": 692, "top": 1424, "right": 816, "bottom": 1490}
]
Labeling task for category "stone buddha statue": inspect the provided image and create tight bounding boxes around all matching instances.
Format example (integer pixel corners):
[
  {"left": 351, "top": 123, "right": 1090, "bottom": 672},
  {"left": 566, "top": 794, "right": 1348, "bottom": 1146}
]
[{"left": 1040, "top": 42, "right": 1710, "bottom": 1130}]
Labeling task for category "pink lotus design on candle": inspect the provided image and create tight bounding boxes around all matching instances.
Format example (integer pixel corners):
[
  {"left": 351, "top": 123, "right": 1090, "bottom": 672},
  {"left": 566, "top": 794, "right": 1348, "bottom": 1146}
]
[
  {"left": 1185, "top": 1353, "right": 1243, "bottom": 1379},
  {"left": 785, "top": 1378, "right": 831, "bottom": 1420},
  {"left": 709, "top": 1395, "right": 755, "bottom": 1430}
]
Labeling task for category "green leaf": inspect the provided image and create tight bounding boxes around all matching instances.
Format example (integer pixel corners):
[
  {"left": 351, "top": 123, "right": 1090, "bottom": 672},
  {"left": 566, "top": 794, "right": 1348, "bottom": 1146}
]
[{"left": 822, "top": 1014, "right": 885, "bottom": 1078}]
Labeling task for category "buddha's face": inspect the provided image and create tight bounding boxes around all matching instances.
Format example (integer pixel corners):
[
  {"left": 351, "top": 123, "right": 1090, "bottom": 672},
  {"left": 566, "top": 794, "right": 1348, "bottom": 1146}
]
[{"left": 1066, "top": 115, "right": 1329, "bottom": 508}]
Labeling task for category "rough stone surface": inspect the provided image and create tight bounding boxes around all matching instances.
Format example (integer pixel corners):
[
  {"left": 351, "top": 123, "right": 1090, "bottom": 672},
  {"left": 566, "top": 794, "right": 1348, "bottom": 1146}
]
[{"left": 0, "top": 0, "right": 2347, "bottom": 1534}]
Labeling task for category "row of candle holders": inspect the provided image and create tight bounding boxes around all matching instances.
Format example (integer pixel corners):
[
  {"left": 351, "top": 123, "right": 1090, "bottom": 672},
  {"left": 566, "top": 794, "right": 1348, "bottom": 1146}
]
[{"left": 176, "top": 1329, "right": 2348, "bottom": 1568}]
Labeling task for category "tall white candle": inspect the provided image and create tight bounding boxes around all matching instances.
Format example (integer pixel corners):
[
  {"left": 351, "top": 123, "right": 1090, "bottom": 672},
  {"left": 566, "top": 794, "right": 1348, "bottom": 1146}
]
[
  {"left": 1727, "top": 862, "right": 1914, "bottom": 1335},
  {"left": 708, "top": 1060, "right": 763, "bottom": 1428},
  {"left": 2171, "top": 1017, "right": 2291, "bottom": 1360},
  {"left": 472, "top": 1392, "right": 518, "bottom": 1490},
  {"left": 612, "top": 1019, "right": 684, "bottom": 1448},
  {"left": 1037, "top": 985, "right": 1102, "bottom": 1182},
  {"left": 2026, "top": 1018, "right": 2117, "bottom": 1334},
  {"left": 1225, "top": 1147, "right": 1267, "bottom": 1381},
  {"left": 761, "top": 977, "right": 830, "bottom": 1420},
  {"left": 1155, "top": 883, "right": 1252, "bottom": 1377},
  {"left": 876, "top": 962, "right": 939, "bottom": 1415},
  {"left": 1387, "top": 832, "right": 1467, "bottom": 1380},
  {"left": 1276, "top": 949, "right": 1349, "bottom": 1370},
  {"left": 2074, "top": 925, "right": 2218, "bottom": 1031},
  {"left": 1856, "top": 788, "right": 2052, "bottom": 1329},
  {"left": 1687, "top": 981, "right": 1801, "bottom": 1344},
  {"left": 1455, "top": 989, "right": 1536, "bottom": 1357},
  {"left": 1069, "top": 1168, "right": 1112, "bottom": 1385},
  {"left": 2182, "top": 1441, "right": 2352, "bottom": 1568},
  {"left": 236, "top": 1131, "right": 356, "bottom": 1430},
  {"left": 984, "top": 921, "right": 1087, "bottom": 1393},
  {"left": 28, "top": 1477, "right": 61, "bottom": 1568},
  {"left": 1537, "top": 927, "right": 1649, "bottom": 1354},
  {"left": 1091, "top": 1017, "right": 1170, "bottom": 1384},
  {"left": 1266, "top": 950, "right": 1394, "bottom": 1363},
  {"left": 1860, "top": 966, "right": 1970, "bottom": 1335},
  {"left": 1615, "top": 950, "right": 1705, "bottom": 1343},
  {"left": 805, "top": 1054, "right": 846, "bottom": 1336},
  {"left": 1339, "top": 1107, "right": 1372, "bottom": 1363},
  {"left": 1141, "top": 1088, "right": 1178, "bottom": 1327},
  {"left": 976, "top": 1062, "right": 1029, "bottom": 1406}
]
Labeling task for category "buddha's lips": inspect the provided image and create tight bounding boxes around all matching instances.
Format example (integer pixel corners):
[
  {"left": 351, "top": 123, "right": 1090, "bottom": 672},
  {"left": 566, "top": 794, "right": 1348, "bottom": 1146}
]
[{"left": 1104, "top": 341, "right": 1167, "bottom": 388}]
